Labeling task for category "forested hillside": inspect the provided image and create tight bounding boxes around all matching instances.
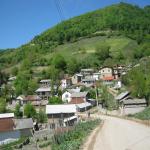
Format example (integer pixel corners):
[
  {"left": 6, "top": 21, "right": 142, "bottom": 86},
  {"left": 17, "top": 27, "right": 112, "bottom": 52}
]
[{"left": 0, "top": 2, "right": 150, "bottom": 73}]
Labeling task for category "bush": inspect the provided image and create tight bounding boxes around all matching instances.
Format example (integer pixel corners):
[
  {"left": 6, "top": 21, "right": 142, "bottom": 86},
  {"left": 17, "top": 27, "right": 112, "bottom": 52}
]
[{"left": 132, "top": 107, "right": 150, "bottom": 120}]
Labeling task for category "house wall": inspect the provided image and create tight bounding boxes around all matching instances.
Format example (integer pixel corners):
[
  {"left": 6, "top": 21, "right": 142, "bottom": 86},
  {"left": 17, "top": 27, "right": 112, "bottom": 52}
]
[
  {"left": 70, "top": 97, "right": 86, "bottom": 104},
  {"left": 100, "top": 67, "right": 113, "bottom": 79},
  {"left": 72, "top": 75, "right": 82, "bottom": 84},
  {"left": 0, "top": 130, "right": 20, "bottom": 145},
  {"left": 47, "top": 113, "right": 75, "bottom": 128},
  {"left": 37, "top": 91, "right": 51, "bottom": 100},
  {"left": 20, "top": 129, "right": 33, "bottom": 137},
  {"left": 62, "top": 92, "right": 71, "bottom": 103}
]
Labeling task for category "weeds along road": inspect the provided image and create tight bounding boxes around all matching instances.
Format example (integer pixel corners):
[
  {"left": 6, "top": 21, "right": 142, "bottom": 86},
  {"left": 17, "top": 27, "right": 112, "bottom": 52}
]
[{"left": 93, "top": 115, "right": 150, "bottom": 150}]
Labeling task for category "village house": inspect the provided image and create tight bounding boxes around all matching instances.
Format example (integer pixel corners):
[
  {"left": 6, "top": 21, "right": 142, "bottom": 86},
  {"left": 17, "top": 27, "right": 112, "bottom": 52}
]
[
  {"left": 122, "top": 98, "right": 147, "bottom": 108},
  {"left": 0, "top": 113, "right": 18, "bottom": 145},
  {"left": 17, "top": 95, "right": 41, "bottom": 106},
  {"left": 0, "top": 113, "right": 33, "bottom": 145},
  {"left": 46, "top": 105, "right": 77, "bottom": 128},
  {"left": 81, "top": 68, "right": 94, "bottom": 76},
  {"left": 121, "top": 98, "right": 147, "bottom": 115},
  {"left": 93, "top": 72, "right": 101, "bottom": 80},
  {"left": 61, "top": 77, "right": 72, "bottom": 90},
  {"left": 99, "top": 67, "right": 114, "bottom": 80},
  {"left": 115, "top": 91, "right": 130, "bottom": 102},
  {"left": 69, "top": 92, "right": 88, "bottom": 104},
  {"left": 81, "top": 78, "right": 95, "bottom": 87},
  {"left": 115, "top": 65, "right": 126, "bottom": 76},
  {"left": 39, "top": 79, "right": 51, "bottom": 87},
  {"left": 14, "top": 118, "right": 34, "bottom": 137},
  {"left": 76, "top": 102, "right": 92, "bottom": 112},
  {"left": 71, "top": 73, "right": 83, "bottom": 85},
  {"left": 35, "top": 86, "right": 56, "bottom": 100},
  {"left": 62, "top": 88, "right": 80, "bottom": 103}
]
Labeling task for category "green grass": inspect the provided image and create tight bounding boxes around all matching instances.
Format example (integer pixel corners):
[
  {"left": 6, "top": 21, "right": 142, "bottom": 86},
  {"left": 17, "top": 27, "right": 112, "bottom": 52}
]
[
  {"left": 45, "top": 35, "right": 137, "bottom": 61},
  {"left": 130, "top": 107, "right": 150, "bottom": 120},
  {"left": 0, "top": 137, "right": 26, "bottom": 150},
  {"left": 51, "top": 119, "right": 101, "bottom": 150},
  {"left": 1, "top": 35, "right": 138, "bottom": 74}
]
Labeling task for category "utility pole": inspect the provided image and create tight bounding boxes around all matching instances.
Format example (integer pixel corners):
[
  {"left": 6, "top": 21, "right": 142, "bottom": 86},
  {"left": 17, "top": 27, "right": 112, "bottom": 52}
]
[{"left": 95, "top": 85, "right": 98, "bottom": 109}]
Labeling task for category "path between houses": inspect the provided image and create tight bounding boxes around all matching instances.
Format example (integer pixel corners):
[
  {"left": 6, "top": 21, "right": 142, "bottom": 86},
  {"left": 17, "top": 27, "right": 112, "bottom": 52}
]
[{"left": 83, "top": 114, "right": 150, "bottom": 150}]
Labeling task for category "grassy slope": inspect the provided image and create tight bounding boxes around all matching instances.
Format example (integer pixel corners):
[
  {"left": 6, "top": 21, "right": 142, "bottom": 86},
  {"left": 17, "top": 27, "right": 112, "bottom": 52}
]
[
  {"left": 3, "top": 35, "right": 137, "bottom": 74},
  {"left": 131, "top": 107, "right": 150, "bottom": 120},
  {"left": 45, "top": 35, "right": 137, "bottom": 60}
]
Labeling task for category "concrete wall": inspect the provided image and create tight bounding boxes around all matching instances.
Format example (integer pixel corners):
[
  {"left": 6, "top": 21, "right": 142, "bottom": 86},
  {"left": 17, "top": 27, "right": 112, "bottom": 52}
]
[
  {"left": 20, "top": 129, "right": 33, "bottom": 137},
  {"left": 0, "top": 130, "right": 20, "bottom": 145}
]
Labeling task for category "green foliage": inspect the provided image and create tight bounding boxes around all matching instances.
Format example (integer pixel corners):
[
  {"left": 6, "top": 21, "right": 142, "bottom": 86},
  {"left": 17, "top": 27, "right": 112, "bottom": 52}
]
[
  {"left": 52, "top": 54, "right": 66, "bottom": 70},
  {"left": 67, "top": 58, "right": 79, "bottom": 75},
  {"left": 88, "top": 89, "right": 96, "bottom": 99},
  {"left": 47, "top": 66, "right": 60, "bottom": 81},
  {"left": 52, "top": 119, "right": 101, "bottom": 150},
  {"left": 0, "top": 3, "right": 150, "bottom": 71},
  {"left": 39, "top": 140, "right": 51, "bottom": 148},
  {"left": 122, "top": 59, "right": 150, "bottom": 105},
  {"left": 95, "top": 44, "right": 110, "bottom": 61},
  {"left": 0, "top": 97, "right": 6, "bottom": 113},
  {"left": 101, "top": 86, "right": 117, "bottom": 110},
  {"left": 0, "top": 71, "right": 8, "bottom": 86},
  {"left": 132, "top": 107, "right": 150, "bottom": 120},
  {"left": 24, "top": 103, "right": 37, "bottom": 118},
  {"left": 36, "top": 109, "right": 47, "bottom": 123},
  {"left": 11, "top": 67, "right": 18, "bottom": 76},
  {"left": 0, "top": 137, "right": 27, "bottom": 150},
  {"left": 48, "top": 96, "right": 63, "bottom": 104},
  {"left": 14, "top": 104, "right": 23, "bottom": 118},
  {"left": 14, "top": 71, "right": 37, "bottom": 95}
]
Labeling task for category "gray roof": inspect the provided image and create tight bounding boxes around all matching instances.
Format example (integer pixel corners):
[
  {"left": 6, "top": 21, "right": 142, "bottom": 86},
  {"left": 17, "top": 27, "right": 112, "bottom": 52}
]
[
  {"left": 71, "top": 92, "right": 88, "bottom": 98},
  {"left": 46, "top": 104, "right": 76, "bottom": 114},
  {"left": 123, "top": 99, "right": 147, "bottom": 105},
  {"left": 14, "top": 118, "right": 33, "bottom": 130},
  {"left": 40, "top": 79, "right": 51, "bottom": 83},
  {"left": 115, "top": 91, "right": 130, "bottom": 100},
  {"left": 81, "top": 69, "right": 94, "bottom": 72},
  {"left": 76, "top": 102, "right": 91, "bottom": 109},
  {"left": 82, "top": 78, "right": 95, "bottom": 82},
  {"left": 67, "top": 88, "right": 80, "bottom": 94}
]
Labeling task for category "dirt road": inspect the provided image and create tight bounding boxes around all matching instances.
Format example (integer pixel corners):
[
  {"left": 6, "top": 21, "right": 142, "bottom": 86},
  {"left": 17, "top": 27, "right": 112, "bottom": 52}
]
[{"left": 93, "top": 115, "right": 150, "bottom": 150}]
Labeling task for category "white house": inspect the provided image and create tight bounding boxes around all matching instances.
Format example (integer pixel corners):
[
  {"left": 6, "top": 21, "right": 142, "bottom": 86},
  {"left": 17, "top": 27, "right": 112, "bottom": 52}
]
[
  {"left": 71, "top": 73, "right": 83, "bottom": 85},
  {"left": 99, "top": 67, "right": 114, "bottom": 80},
  {"left": 62, "top": 88, "right": 80, "bottom": 103},
  {"left": 61, "top": 78, "right": 72, "bottom": 90}
]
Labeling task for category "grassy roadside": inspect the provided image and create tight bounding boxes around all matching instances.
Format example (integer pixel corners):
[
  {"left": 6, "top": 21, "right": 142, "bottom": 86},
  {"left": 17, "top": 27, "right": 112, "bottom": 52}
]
[
  {"left": 39, "top": 119, "right": 101, "bottom": 150},
  {"left": 128, "top": 107, "right": 150, "bottom": 120},
  {"left": 51, "top": 119, "right": 101, "bottom": 150}
]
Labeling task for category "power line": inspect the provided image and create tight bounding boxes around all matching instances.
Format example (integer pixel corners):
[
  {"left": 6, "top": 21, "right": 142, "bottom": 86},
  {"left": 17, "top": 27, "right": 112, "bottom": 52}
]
[
  {"left": 54, "top": 0, "right": 65, "bottom": 22},
  {"left": 58, "top": 0, "right": 65, "bottom": 19}
]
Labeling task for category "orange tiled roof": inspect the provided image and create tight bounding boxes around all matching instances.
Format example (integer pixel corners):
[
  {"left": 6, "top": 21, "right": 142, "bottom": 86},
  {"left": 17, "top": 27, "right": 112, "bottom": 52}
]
[{"left": 103, "top": 76, "right": 114, "bottom": 81}]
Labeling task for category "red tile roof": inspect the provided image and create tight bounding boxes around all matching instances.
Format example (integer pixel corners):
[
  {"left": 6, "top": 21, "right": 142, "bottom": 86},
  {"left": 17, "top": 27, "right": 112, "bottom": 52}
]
[
  {"left": 103, "top": 76, "right": 114, "bottom": 81},
  {"left": 69, "top": 98, "right": 85, "bottom": 104}
]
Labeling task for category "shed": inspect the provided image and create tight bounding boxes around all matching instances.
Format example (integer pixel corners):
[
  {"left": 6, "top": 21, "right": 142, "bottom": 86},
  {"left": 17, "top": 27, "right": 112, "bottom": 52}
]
[{"left": 115, "top": 91, "right": 130, "bottom": 101}]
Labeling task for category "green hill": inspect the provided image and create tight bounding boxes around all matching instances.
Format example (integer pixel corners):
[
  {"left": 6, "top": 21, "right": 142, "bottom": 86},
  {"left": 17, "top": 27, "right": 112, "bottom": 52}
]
[{"left": 0, "top": 2, "right": 150, "bottom": 74}]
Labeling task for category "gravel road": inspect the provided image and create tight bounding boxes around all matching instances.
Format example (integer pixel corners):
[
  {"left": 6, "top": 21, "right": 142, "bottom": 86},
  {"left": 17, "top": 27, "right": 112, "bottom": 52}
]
[{"left": 93, "top": 115, "right": 150, "bottom": 150}]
